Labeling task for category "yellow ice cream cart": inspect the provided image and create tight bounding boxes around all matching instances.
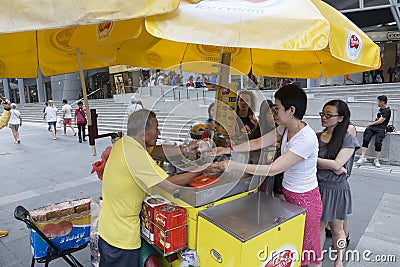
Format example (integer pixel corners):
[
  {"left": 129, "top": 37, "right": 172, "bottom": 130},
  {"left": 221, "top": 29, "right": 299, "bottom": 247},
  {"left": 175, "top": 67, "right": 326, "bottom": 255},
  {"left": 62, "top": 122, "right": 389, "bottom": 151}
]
[{"left": 145, "top": 168, "right": 306, "bottom": 267}]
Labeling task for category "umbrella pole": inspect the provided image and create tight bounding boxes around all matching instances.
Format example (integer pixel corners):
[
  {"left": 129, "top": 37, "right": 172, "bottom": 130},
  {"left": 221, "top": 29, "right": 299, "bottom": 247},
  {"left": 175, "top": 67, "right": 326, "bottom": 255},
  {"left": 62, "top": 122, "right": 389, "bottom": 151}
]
[
  {"left": 75, "top": 48, "right": 96, "bottom": 156},
  {"left": 216, "top": 48, "right": 231, "bottom": 89}
]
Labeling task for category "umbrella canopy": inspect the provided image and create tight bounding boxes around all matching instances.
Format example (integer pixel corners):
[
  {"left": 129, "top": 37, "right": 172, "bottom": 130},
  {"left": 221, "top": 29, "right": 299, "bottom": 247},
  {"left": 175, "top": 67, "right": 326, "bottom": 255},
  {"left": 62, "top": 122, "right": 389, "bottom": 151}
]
[
  {"left": 0, "top": 0, "right": 180, "bottom": 78},
  {"left": 108, "top": 0, "right": 380, "bottom": 78}
]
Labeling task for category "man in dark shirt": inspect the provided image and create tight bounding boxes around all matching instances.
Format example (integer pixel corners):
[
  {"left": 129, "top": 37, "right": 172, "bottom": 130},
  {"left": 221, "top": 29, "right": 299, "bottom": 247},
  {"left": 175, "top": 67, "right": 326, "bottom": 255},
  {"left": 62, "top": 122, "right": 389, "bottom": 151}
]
[{"left": 357, "top": 95, "right": 391, "bottom": 167}]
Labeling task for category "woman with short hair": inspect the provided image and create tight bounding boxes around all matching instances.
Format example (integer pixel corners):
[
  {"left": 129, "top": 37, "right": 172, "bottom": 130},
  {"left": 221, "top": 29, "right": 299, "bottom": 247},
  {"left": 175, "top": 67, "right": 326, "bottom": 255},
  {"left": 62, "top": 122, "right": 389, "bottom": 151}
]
[{"left": 217, "top": 84, "right": 322, "bottom": 267}]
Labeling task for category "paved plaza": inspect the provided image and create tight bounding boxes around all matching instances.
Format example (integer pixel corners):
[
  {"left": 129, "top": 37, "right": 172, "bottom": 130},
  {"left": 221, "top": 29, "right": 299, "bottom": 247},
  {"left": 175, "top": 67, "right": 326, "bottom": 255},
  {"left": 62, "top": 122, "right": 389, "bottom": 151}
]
[{"left": 0, "top": 122, "right": 399, "bottom": 266}]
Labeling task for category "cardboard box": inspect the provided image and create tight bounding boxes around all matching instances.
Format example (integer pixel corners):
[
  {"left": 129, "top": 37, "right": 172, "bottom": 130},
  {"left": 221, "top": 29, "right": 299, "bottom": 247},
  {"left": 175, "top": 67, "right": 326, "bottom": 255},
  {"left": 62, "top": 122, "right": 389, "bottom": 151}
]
[
  {"left": 29, "top": 198, "right": 91, "bottom": 259},
  {"left": 153, "top": 204, "right": 187, "bottom": 254},
  {"left": 140, "top": 195, "right": 169, "bottom": 241}
]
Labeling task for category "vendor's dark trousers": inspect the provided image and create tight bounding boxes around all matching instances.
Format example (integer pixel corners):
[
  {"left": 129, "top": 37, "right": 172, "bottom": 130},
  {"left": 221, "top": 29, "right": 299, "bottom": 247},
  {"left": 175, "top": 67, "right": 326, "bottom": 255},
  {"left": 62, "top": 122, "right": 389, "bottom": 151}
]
[
  {"left": 362, "top": 126, "right": 386, "bottom": 152},
  {"left": 77, "top": 123, "right": 86, "bottom": 141},
  {"left": 98, "top": 236, "right": 139, "bottom": 267}
]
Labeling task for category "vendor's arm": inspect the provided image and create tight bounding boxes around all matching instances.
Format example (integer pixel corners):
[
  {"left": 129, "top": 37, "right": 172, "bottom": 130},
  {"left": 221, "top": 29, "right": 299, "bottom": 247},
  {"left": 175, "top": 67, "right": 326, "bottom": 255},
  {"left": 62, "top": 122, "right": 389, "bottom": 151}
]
[
  {"left": 150, "top": 141, "right": 199, "bottom": 161},
  {"left": 164, "top": 171, "right": 201, "bottom": 186},
  {"left": 317, "top": 148, "right": 355, "bottom": 171},
  {"left": 158, "top": 162, "right": 219, "bottom": 192}
]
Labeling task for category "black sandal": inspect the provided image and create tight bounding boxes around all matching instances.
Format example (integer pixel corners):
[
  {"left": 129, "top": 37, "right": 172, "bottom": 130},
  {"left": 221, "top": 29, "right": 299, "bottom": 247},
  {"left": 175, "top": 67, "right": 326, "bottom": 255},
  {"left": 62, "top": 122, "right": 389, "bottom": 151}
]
[
  {"left": 325, "top": 228, "right": 332, "bottom": 238},
  {"left": 346, "top": 233, "right": 350, "bottom": 247}
]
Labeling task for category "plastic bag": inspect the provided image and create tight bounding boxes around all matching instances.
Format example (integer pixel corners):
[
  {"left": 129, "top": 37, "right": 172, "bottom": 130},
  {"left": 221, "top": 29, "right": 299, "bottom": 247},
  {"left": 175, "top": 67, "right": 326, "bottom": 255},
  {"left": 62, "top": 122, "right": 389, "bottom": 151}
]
[
  {"left": 90, "top": 197, "right": 102, "bottom": 267},
  {"left": 91, "top": 146, "right": 112, "bottom": 180},
  {"left": 56, "top": 116, "right": 63, "bottom": 129},
  {"left": 179, "top": 250, "right": 200, "bottom": 267}
]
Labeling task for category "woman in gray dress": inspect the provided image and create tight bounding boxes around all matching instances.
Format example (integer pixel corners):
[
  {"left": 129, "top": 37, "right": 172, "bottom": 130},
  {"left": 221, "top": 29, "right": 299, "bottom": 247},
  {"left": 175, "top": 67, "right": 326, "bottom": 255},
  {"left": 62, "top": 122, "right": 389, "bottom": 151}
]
[{"left": 317, "top": 100, "right": 360, "bottom": 267}]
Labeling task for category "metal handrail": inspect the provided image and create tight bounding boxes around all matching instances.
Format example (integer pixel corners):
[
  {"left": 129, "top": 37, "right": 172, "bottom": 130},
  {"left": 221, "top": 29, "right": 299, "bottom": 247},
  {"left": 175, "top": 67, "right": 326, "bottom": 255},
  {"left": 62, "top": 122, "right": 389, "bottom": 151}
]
[{"left": 72, "top": 87, "right": 104, "bottom": 106}]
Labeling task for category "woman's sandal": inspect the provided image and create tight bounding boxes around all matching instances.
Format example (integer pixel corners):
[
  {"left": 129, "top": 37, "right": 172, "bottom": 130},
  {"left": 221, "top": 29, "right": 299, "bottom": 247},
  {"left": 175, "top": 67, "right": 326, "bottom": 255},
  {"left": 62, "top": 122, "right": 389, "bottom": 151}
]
[
  {"left": 346, "top": 233, "right": 350, "bottom": 247},
  {"left": 325, "top": 228, "right": 332, "bottom": 238}
]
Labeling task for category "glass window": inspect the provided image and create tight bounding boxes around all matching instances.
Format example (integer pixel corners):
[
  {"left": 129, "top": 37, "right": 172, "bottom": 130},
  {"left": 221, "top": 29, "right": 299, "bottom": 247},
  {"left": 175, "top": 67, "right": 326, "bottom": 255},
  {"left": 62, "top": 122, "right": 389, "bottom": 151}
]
[
  {"left": 364, "top": 0, "right": 390, "bottom": 8},
  {"left": 325, "top": 0, "right": 360, "bottom": 10}
]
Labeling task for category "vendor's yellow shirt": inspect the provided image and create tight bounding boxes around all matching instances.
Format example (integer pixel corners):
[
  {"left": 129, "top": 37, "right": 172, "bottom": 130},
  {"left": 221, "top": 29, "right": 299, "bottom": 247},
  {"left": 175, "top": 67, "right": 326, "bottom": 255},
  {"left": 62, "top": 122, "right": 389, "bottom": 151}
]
[
  {"left": 0, "top": 110, "right": 11, "bottom": 129},
  {"left": 98, "top": 136, "right": 168, "bottom": 250}
]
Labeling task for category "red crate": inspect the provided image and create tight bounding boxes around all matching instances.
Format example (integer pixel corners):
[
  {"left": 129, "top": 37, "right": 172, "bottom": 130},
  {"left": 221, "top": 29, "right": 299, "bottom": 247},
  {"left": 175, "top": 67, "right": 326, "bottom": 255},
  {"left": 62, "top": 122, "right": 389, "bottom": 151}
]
[
  {"left": 153, "top": 204, "right": 187, "bottom": 254},
  {"left": 140, "top": 195, "right": 169, "bottom": 241}
]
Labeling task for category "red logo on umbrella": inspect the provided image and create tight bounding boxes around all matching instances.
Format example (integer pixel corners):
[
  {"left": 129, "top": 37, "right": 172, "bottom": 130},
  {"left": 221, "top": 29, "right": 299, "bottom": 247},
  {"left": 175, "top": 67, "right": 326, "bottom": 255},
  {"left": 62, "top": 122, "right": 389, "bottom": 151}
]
[
  {"left": 264, "top": 250, "right": 293, "bottom": 267},
  {"left": 98, "top": 22, "right": 113, "bottom": 34},
  {"left": 349, "top": 35, "right": 359, "bottom": 49},
  {"left": 97, "top": 22, "right": 114, "bottom": 40}
]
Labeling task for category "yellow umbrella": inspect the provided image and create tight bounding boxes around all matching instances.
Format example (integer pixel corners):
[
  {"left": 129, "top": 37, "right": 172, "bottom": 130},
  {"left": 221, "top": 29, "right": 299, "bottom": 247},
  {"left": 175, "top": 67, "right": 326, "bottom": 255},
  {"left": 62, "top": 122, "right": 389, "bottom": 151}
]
[
  {"left": 0, "top": 0, "right": 180, "bottom": 78},
  {"left": 108, "top": 0, "right": 380, "bottom": 78},
  {"left": 0, "top": 0, "right": 180, "bottom": 155}
]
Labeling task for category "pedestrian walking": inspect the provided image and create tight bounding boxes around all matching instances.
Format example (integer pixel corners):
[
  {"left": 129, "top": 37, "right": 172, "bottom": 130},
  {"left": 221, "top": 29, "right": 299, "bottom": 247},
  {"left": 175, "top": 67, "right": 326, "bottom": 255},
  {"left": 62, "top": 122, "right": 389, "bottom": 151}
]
[
  {"left": 126, "top": 96, "right": 143, "bottom": 116},
  {"left": 357, "top": 95, "right": 391, "bottom": 167},
  {"left": 343, "top": 74, "right": 356, "bottom": 85},
  {"left": 75, "top": 101, "right": 87, "bottom": 143},
  {"left": 317, "top": 100, "right": 360, "bottom": 267},
  {"left": 8, "top": 103, "right": 22, "bottom": 144},
  {"left": 61, "top": 99, "right": 76, "bottom": 136},
  {"left": 44, "top": 100, "right": 58, "bottom": 140},
  {"left": 43, "top": 101, "right": 51, "bottom": 131}
]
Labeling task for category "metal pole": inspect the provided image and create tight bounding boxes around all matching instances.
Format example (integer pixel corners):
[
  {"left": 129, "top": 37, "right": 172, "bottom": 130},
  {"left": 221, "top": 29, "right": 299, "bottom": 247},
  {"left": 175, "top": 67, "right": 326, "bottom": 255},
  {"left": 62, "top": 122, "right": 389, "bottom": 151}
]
[
  {"left": 75, "top": 48, "right": 96, "bottom": 156},
  {"left": 389, "top": 0, "right": 400, "bottom": 31}
]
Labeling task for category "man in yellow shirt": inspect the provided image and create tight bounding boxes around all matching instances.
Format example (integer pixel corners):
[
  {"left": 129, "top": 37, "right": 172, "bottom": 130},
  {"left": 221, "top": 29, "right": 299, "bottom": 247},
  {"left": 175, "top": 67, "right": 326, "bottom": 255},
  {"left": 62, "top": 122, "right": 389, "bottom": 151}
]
[
  {"left": 0, "top": 98, "right": 11, "bottom": 238},
  {"left": 98, "top": 109, "right": 205, "bottom": 267}
]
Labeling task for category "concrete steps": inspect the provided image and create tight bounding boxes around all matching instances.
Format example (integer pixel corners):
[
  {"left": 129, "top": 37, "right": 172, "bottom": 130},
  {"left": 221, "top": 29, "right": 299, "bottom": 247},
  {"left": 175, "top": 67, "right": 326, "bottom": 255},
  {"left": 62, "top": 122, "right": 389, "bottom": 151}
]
[
  {"left": 17, "top": 99, "right": 195, "bottom": 144},
  {"left": 304, "top": 83, "right": 400, "bottom": 102}
]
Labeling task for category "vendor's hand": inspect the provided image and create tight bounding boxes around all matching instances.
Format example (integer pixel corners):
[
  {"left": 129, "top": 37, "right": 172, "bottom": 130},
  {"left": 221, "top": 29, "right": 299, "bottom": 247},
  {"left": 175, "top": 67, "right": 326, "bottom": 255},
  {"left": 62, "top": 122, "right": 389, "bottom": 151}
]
[
  {"left": 186, "top": 140, "right": 199, "bottom": 151},
  {"left": 197, "top": 139, "right": 212, "bottom": 153},
  {"left": 203, "top": 162, "right": 223, "bottom": 173},
  {"left": 183, "top": 140, "right": 199, "bottom": 157},
  {"left": 334, "top": 167, "right": 347, "bottom": 175}
]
